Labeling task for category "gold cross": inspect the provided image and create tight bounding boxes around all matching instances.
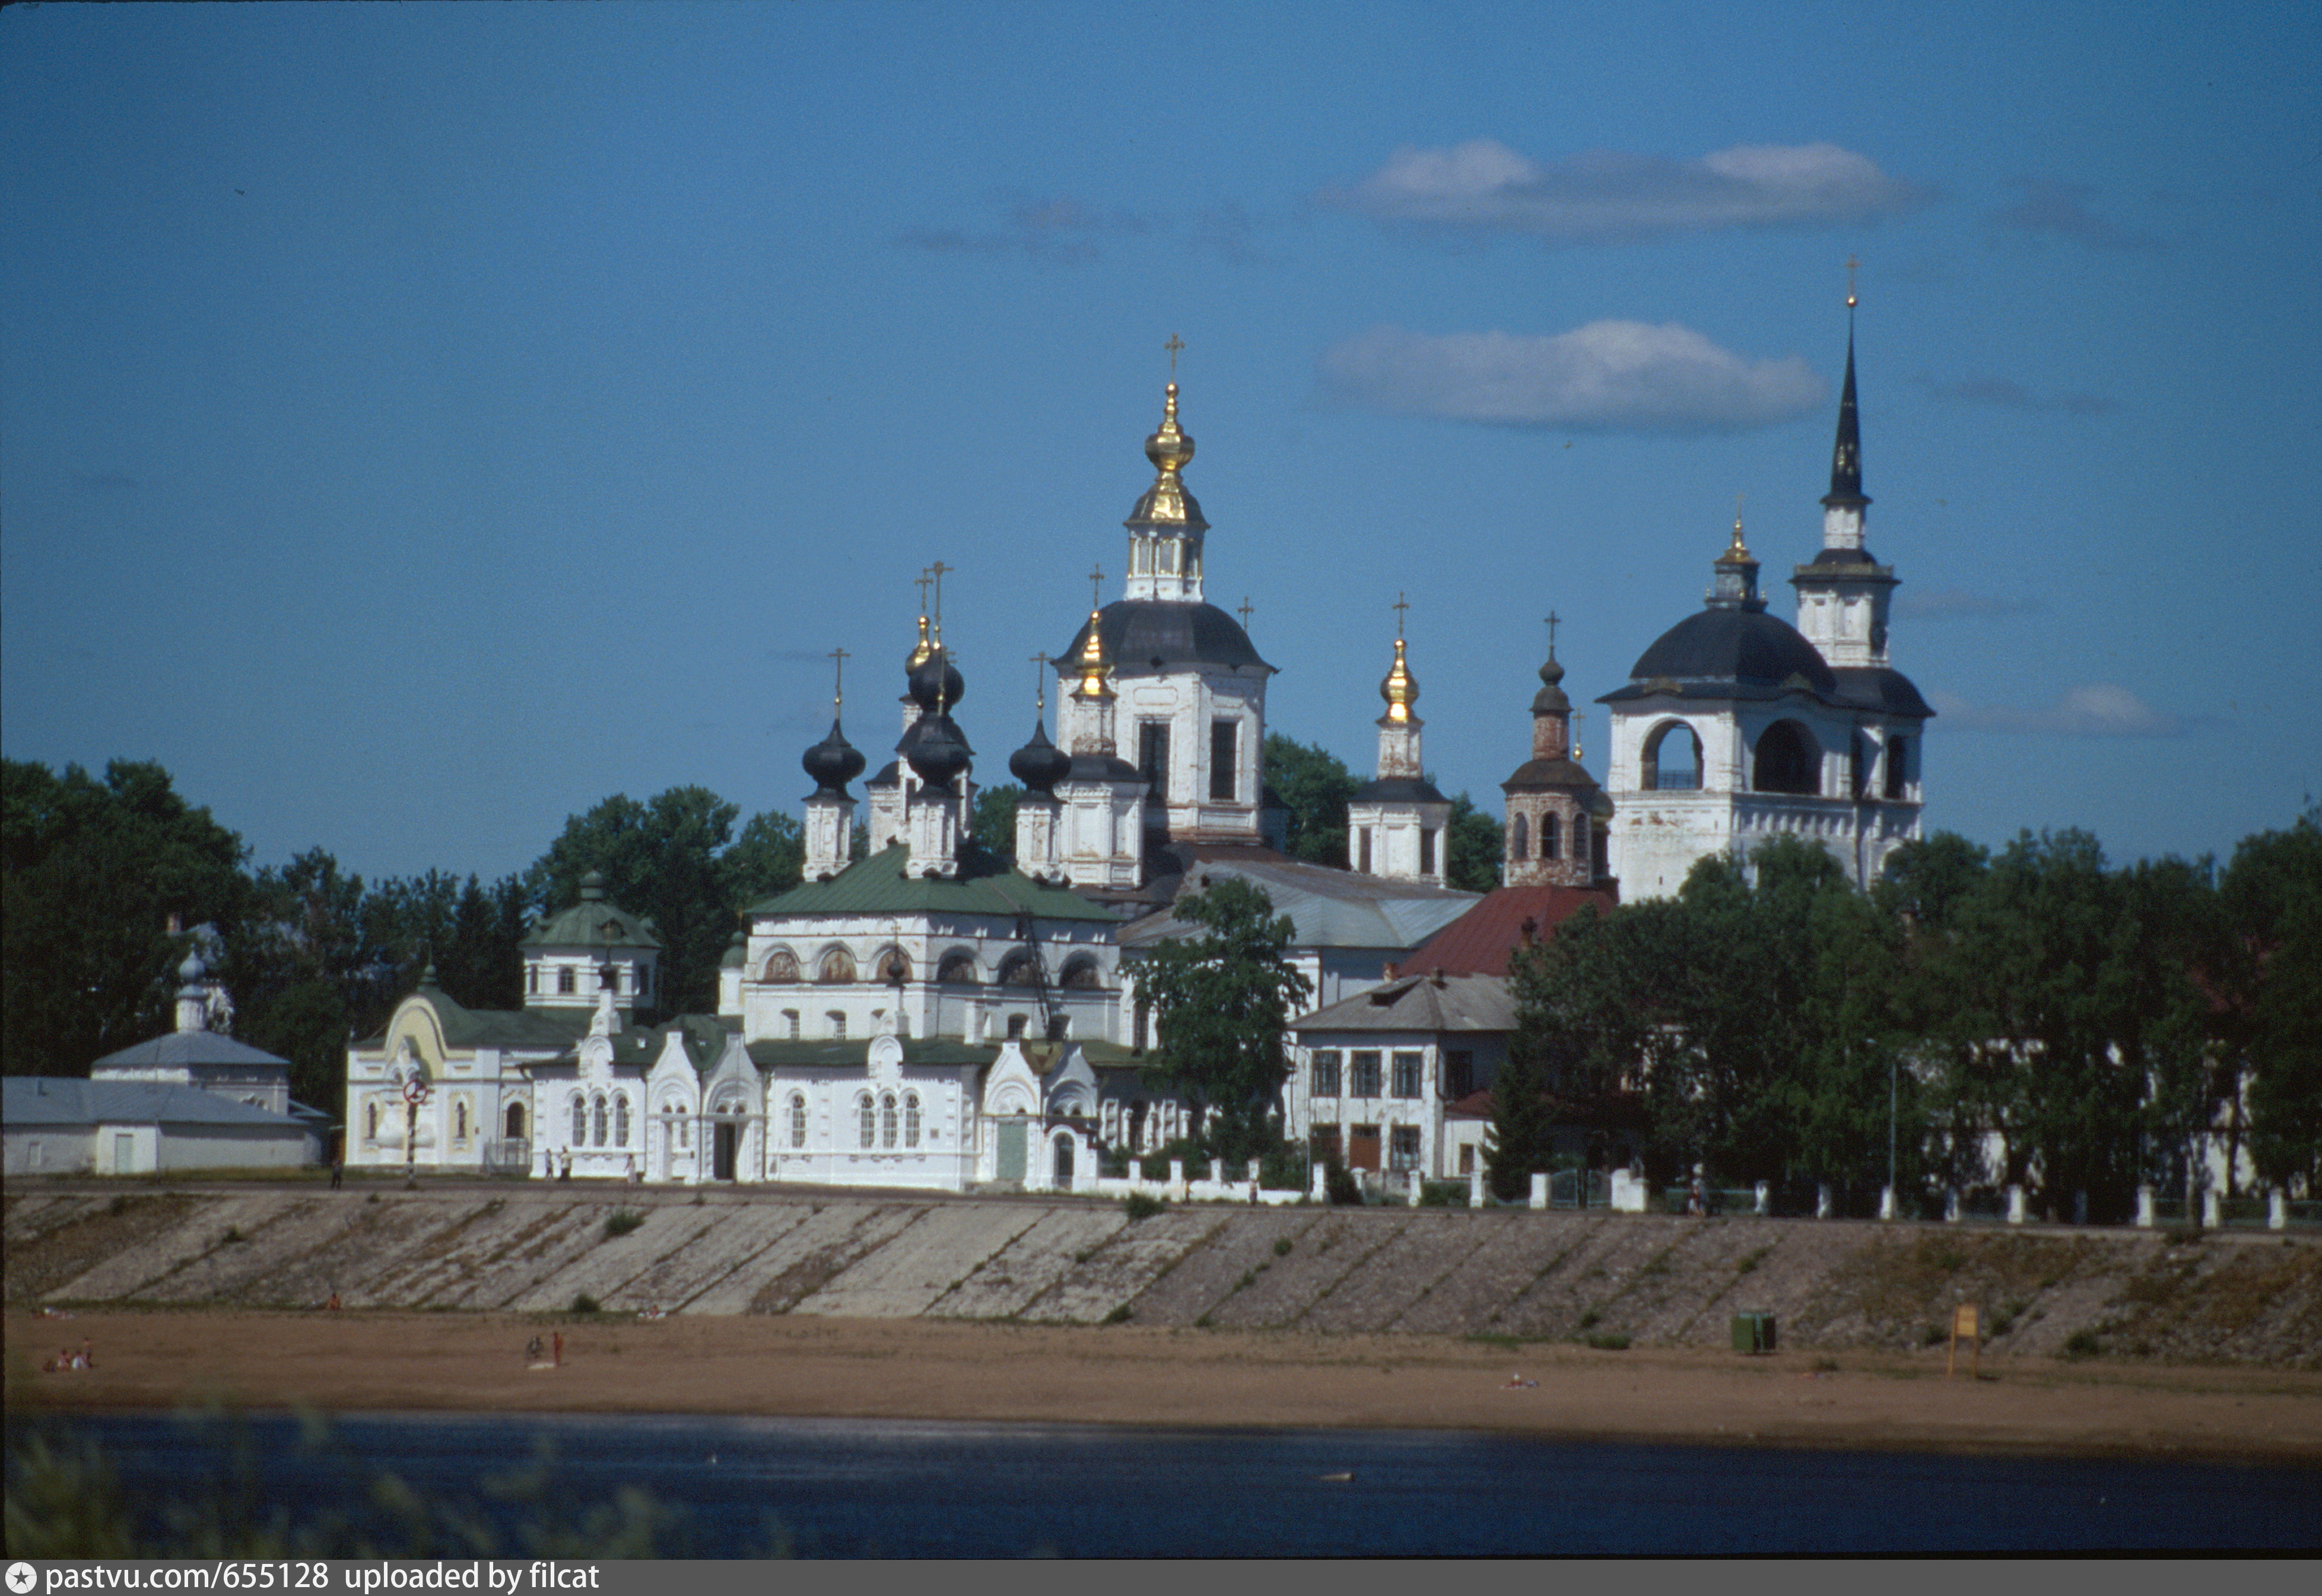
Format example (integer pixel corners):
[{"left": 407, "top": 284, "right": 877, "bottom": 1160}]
[
  {"left": 829, "top": 646, "right": 849, "bottom": 708},
  {"left": 913, "top": 569, "right": 931, "bottom": 616},
  {"left": 1545, "top": 611, "right": 1559, "bottom": 652},
  {"left": 1393, "top": 591, "right": 1409, "bottom": 637},
  {"left": 927, "top": 561, "right": 951, "bottom": 637},
  {"left": 1165, "top": 333, "right": 1184, "bottom": 374},
  {"left": 1088, "top": 565, "right": 1104, "bottom": 608}
]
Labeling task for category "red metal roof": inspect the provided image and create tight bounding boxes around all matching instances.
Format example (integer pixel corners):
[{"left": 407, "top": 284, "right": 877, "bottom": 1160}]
[{"left": 1391, "top": 883, "right": 1619, "bottom": 979}]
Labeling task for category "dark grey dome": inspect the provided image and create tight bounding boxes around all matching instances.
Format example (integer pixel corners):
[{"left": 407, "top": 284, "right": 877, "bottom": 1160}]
[
  {"left": 908, "top": 649, "right": 965, "bottom": 713},
  {"left": 1057, "top": 600, "right": 1273, "bottom": 679},
  {"left": 1627, "top": 608, "right": 1838, "bottom": 695},
  {"left": 1832, "top": 666, "right": 1935, "bottom": 718},
  {"left": 1352, "top": 775, "right": 1446, "bottom": 804},
  {"left": 1008, "top": 719, "right": 1070, "bottom": 793},
  {"left": 802, "top": 717, "right": 866, "bottom": 795},
  {"left": 898, "top": 711, "right": 972, "bottom": 789}
]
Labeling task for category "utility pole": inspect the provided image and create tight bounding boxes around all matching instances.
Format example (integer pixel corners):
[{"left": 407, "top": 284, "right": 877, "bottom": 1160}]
[{"left": 1886, "top": 1050, "right": 1898, "bottom": 1222}]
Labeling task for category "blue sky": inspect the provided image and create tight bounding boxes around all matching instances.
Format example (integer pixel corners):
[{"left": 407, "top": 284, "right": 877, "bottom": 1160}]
[{"left": 5, "top": 1, "right": 2317, "bottom": 886}]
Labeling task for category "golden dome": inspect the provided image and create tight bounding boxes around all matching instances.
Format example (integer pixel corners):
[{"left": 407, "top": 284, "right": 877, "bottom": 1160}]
[
  {"left": 1145, "top": 381, "right": 1195, "bottom": 475},
  {"left": 1380, "top": 636, "right": 1418, "bottom": 723},
  {"left": 906, "top": 613, "right": 935, "bottom": 670},
  {"left": 1074, "top": 606, "right": 1113, "bottom": 698}
]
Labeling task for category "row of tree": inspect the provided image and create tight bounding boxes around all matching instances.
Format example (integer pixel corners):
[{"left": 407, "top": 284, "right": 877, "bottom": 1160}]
[
  {"left": 1, "top": 736, "right": 1427, "bottom": 1121},
  {"left": 1488, "top": 813, "right": 2322, "bottom": 1214},
  {"left": 1, "top": 760, "right": 810, "bottom": 1114}
]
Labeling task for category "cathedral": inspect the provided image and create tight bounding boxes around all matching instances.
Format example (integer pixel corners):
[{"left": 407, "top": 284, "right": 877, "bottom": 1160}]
[{"left": 344, "top": 304, "right": 1927, "bottom": 1190}]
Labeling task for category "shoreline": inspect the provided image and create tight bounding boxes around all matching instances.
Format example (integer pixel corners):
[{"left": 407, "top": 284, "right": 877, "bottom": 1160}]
[{"left": 8, "top": 1308, "right": 2320, "bottom": 1467}]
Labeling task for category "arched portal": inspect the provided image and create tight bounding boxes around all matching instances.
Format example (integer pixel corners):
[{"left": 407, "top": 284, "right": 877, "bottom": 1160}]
[
  {"left": 1642, "top": 721, "right": 1702, "bottom": 790},
  {"left": 1752, "top": 721, "right": 1821, "bottom": 795}
]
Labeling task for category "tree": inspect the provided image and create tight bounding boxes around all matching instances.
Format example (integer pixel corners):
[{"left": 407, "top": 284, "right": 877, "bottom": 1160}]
[
  {"left": 725, "top": 808, "right": 805, "bottom": 907},
  {"left": 1443, "top": 791, "right": 1503, "bottom": 893},
  {"left": 2, "top": 759, "right": 250, "bottom": 1076},
  {"left": 1481, "top": 1027, "right": 1557, "bottom": 1202},
  {"left": 1135, "top": 878, "right": 1313, "bottom": 1160},
  {"left": 970, "top": 784, "right": 1021, "bottom": 862},
  {"left": 2223, "top": 803, "right": 2322, "bottom": 1194},
  {"left": 1261, "top": 735, "right": 1355, "bottom": 866}
]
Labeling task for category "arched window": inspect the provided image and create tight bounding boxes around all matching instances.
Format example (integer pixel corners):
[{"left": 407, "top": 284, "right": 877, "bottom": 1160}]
[
  {"left": 526, "top": 967, "right": 539, "bottom": 996},
  {"left": 904, "top": 1093, "right": 921, "bottom": 1149},
  {"left": 881, "top": 1093, "right": 898, "bottom": 1149},
  {"left": 455, "top": 1100, "right": 469, "bottom": 1142},
  {"left": 593, "top": 1096, "right": 609, "bottom": 1146},
  {"left": 1574, "top": 818, "right": 1590, "bottom": 865},
  {"left": 1850, "top": 733, "right": 1870, "bottom": 799},
  {"left": 828, "top": 1010, "right": 847, "bottom": 1039},
  {"left": 571, "top": 1097, "right": 586, "bottom": 1145},
  {"left": 1542, "top": 813, "right": 1561, "bottom": 860},
  {"left": 818, "top": 948, "right": 857, "bottom": 984},
  {"left": 1885, "top": 735, "right": 1910, "bottom": 800},
  {"left": 614, "top": 1095, "right": 630, "bottom": 1146},
  {"left": 1054, "top": 1134, "right": 1075, "bottom": 1185},
  {"left": 876, "top": 948, "right": 910, "bottom": 984},
  {"left": 506, "top": 1102, "right": 525, "bottom": 1140},
  {"left": 763, "top": 949, "right": 801, "bottom": 983},
  {"left": 557, "top": 966, "right": 577, "bottom": 995},
  {"left": 857, "top": 1093, "right": 876, "bottom": 1149},
  {"left": 1007, "top": 1013, "right": 1030, "bottom": 1039},
  {"left": 366, "top": 1101, "right": 379, "bottom": 1141},
  {"left": 1643, "top": 722, "right": 1701, "bottom": 791},
  {"left": 1510, "top": 813, "right": 1528, "bottom": 861},
  {"left": 998, "top": 951, "right": 1041, "bottom": 987},
  {"left": 1752, "top": 721, "right": 1821, "bottom": 795},
  {"left": 789, "top": 1093, "right": 808, "bottom": 1149},
  {"left": 937, "top": 951, "right": 978, "bottom": 984},
  {"left": 1060, "top": 956, "right": 1103, "bottom": 990}
]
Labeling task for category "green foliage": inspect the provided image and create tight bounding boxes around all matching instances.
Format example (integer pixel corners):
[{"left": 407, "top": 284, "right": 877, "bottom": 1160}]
[
  {"left": 1262, "top": 734, "right": 1356, "bottom": 866},
  {"left": 1583, "top": 1331, "right": 1631, "bottom": 1350},
  {"left": 525, "top": 786, "right": 798, "bottom": 1019},
  {"left": 1122, "top": 1191, "right": 1165, "bottom": 1220},
  {"left": 1443, "top": 791, "right": 1504, "bottom": 893},
  {"left": 2, "top": 759, "right": 251, "bottom": 1077},
  {"left": 1103, "top": 1303, "right": 1133, "bottom": 1324},
  {"left": 2061, "top": 1328, "right": 2101, "bottom": 1359},
  {"left": 971, "top": 783, "right": 1021, "bottom": 861},
  {"left": 1484, "top": 1025, "right": 1559, "bottom": 1202},
  {"left": 1273, "top": 1236, "right": 1295, "bottom": 1255},
  {"left": 2222, "top": 803, "right": 2322, "bottom": 1191},
  {"left": 569, "top": 1293, "right": 602, "bottom": 1315},
  {"left": 1136, "top": 878, "right": 1313, "bottom": 1159},
  {"left": 603, "top": 1210, "right": 644, "bottom": 1239}
]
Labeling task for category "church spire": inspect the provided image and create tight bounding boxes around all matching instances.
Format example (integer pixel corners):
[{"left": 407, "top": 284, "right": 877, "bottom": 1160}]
[
  {"left": 1822, "top": 324, "right": 1869, "bottom": 513},
  {"left": 1122, "top": 354, "right": 1209, "bottom": 602}
]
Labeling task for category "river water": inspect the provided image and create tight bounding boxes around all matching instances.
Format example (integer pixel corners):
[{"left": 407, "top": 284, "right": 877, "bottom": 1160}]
[{"left": 16, "top": 1410, "right": 2317, "bottom": 1556}]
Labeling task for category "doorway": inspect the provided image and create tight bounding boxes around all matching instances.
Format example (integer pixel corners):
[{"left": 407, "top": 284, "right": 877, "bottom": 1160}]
[
  {"left": 1052, "top": 1132, "right": 1075, "bottom": 1190},
  {"left": 996, "top": 1118, "right": 1027, "bottom": 1181},
  {"left": 713, "top": 1119, "right": 738, "bottom": 1182},
  {"left": 1349, "top": 1124, "right": 1381, "bottom": 1172}
]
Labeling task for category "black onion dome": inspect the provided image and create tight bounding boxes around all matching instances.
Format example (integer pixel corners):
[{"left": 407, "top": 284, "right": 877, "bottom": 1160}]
[
  {"left": 1532, "top": 650, "right": 1571, "bottom": 716},
  {"left": 1008, "top": 719, "right": 1070, "bottom": 793},
  {"left": 1626, "top": 608, "right": 1838, "bottom": 696},
  {"left": 802, "top": 717, "right": 866, "bottom": 795},
  {"left": 908, "top": 648, "right": 965, "bottom": 713},
  {"left": 898, "top": 713, "right": 973, "bottom": 789},
  {"left": 1056, "top": 600, "right": 1272, "bottom": 679}
]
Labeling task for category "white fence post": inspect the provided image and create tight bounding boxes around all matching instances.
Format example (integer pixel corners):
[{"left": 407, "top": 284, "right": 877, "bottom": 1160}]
[
  {"left": 1879, "top": 1185, "right": 1897, "bottom": 1222},
  {"left": 2270, "top": 1190, "right": 2288, "bottom": 1231},
  {"left": 1310, "top": 1161, "right": 1327, "bottom": 1201},
  {"left": 1528, "top": 1172, "right": 1548, "bottom": 1210},
  {"left": 1815, "top": 1183, "right": 1832, "bottom": 1220},
  {"left": 2202, "top": 1188, "right": 2222, "bottom": 1229},
  {"left": 1469, "top": 1163, "right": 1485, "bottom": 1209},
  {"left": 2007, "top": 1185, "right": 2026, "bottom": 1225},
  {"left": 2136, "top": 1186, "right": 2155, "bottom": 1228},
  {"left": 1754, "top": 1180, "right": 1771, "bottom": 1216}
]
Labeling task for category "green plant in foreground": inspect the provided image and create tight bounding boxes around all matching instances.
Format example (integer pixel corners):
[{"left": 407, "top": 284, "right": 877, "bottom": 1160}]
[
  {"left": 603, "top": 1210, "right": 644, "bottom": 1239},
  {"left": 1123, "top": 1191, "right": 1165, "bottom": 1221},
  {"left": 570, "top": 1293, "right": 602, "bottom": 1315},
  {"left": 1584, "top": 1332, "right": 1631, "bottom": 1351}
]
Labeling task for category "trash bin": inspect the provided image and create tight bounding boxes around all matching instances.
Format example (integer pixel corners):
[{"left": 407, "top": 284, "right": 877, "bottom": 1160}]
[{"left": 1730, "top": 1312, "right": 1777, "bottom": 1354}]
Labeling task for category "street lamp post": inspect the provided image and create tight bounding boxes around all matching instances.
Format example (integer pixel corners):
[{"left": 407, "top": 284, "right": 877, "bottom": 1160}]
[{"left": 1886, "top": 1050, "right": 1898, "bottom": 1222}]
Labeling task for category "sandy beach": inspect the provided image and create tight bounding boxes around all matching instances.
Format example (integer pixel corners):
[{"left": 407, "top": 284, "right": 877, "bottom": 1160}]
[{"left": 8, "top": 1308, "right": 2318, "bottom": 1464}]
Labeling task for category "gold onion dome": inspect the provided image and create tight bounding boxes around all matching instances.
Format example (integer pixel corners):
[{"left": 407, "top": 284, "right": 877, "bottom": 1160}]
[
  {"left": 1127, "top": 383, "right": 1207, "bottom": 529},
  {"left": 1379, "top": 637, "right": 1419, "bottom": 723},
  {"left": 906, "top": 613, "right": 935, "bottom": 670},
  {"left": 1145, "top": 382, "right": 1195, "bottom": 475},
  {"left": 1073, "top": 606, "right": 1113, "bottom": 697}
]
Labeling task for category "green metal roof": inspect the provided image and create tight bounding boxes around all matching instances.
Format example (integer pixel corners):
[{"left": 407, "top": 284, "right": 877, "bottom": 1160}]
[
  {"left": 748, "top": 842, "right": 1117, "bottom": 923},
  {"left": 521, "top": 880, "right": 663, "bottom": 951}
]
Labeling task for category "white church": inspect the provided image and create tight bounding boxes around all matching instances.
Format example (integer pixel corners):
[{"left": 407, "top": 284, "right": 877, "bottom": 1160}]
[{"left": 345, "top": 309, "right": 1928, "bottom": 1190}]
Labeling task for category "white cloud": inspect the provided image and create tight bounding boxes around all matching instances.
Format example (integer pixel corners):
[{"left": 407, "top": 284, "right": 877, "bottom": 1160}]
[
  {"left": 1929, "top": 684, "right": 2207, "bottom": 737},
  {"left": 1324, "top": 139, "right": 1929, "bottom": 243},
  {"left": 1317, "top": 321, "right": 1824, "bottom": 433}
]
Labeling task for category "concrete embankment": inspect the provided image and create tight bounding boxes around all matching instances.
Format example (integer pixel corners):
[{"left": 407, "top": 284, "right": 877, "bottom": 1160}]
[{"left": 6, "top": 1185, "right": 2317, "bottom": 1367}]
